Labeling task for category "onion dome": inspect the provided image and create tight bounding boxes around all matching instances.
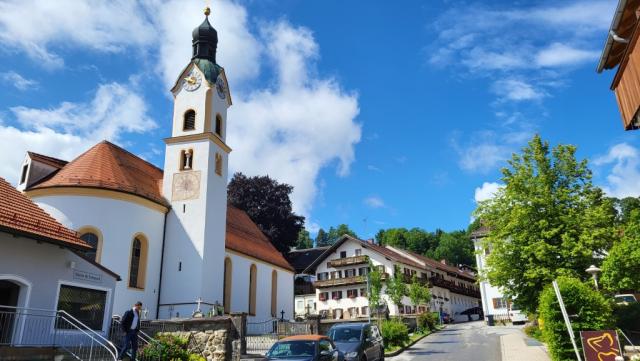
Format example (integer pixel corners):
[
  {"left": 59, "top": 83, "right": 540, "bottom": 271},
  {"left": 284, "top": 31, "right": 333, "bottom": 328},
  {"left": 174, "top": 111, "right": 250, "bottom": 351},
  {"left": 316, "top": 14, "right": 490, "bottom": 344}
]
[{"left": 192, "top": 6, "right": 218, "bottom": 63}]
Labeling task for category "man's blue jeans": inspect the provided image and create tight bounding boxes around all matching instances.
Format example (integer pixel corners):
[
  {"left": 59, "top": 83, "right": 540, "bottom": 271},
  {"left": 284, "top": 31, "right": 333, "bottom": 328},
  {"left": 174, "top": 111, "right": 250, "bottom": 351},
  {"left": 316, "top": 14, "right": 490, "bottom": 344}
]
[{"left": 118, "top": 329, "right": 139, "bottom": 360}]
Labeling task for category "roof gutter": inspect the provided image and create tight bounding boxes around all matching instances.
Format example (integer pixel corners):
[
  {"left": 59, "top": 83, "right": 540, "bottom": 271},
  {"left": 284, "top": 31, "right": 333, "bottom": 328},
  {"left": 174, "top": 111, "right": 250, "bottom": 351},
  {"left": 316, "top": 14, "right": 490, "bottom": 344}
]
[{"left": 597, "top": 0, "right": 629, "bottom": 73}]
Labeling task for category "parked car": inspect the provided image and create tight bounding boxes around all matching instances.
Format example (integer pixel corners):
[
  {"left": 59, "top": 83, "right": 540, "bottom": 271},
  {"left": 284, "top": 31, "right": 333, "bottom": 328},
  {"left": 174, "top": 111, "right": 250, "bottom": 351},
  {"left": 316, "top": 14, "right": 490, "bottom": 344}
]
[
  {"left": 509, "top": 302, "right": 527, "bottom": 325},
  {"left": 614, "top": 293, "right": 640, "bottom": 305},
  {"left": 327, "top": 322, "right": 384, "bottom": 361},
  {"left": 265, "top": 335, "right": 343, "bottom": 361}
]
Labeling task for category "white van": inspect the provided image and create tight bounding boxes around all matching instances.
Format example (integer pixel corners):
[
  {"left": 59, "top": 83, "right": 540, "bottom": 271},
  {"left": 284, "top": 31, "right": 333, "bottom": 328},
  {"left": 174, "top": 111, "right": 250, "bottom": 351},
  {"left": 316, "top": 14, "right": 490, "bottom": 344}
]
[{"left": 509, "top": 301, "right": 527, "bottom": 325}]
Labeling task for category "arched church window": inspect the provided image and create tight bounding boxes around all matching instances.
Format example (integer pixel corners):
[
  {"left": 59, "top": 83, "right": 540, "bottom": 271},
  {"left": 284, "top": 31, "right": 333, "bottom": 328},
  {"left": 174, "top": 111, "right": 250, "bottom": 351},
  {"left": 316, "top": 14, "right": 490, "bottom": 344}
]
[
  {"left": 249, "top": 264, "right": 257, "bottom": 315},
  {"left": 129, "top": 235, "right": 148, "bottom": 289},
  {"left": 79, "top": 232, "right": 100, "bottom": 262},
  {"left": 215, "top": 114, "right": 223, "bottom": 137},
  {"left": 223, "top": 257, "right": 232, "bottom": 314},
  {"left": 183, "top": 109, "right": 196, "bottom": 131},
  {"left": 215, "top": 153, "right": 222, "bottom": 176},
  {"left": 181, "top": 149, "right": 193, "bottom": 170},
  {"left": 271, "top": 270, "right": 278, "bottom": 317}
]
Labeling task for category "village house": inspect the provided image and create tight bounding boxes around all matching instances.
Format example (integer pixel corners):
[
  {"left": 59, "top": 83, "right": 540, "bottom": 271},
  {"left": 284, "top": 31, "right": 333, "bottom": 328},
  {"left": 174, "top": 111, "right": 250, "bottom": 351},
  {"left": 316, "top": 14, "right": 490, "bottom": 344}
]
[{"left": 302, "top": 236, "right": 480, "bottom": 321}]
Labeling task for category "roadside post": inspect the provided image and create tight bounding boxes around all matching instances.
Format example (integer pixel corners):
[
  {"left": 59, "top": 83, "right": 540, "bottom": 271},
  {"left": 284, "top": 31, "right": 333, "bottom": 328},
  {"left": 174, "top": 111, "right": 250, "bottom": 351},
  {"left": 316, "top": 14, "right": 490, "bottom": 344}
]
[{"left": 552, "top": 280, "right": 583, "bottom": 361}]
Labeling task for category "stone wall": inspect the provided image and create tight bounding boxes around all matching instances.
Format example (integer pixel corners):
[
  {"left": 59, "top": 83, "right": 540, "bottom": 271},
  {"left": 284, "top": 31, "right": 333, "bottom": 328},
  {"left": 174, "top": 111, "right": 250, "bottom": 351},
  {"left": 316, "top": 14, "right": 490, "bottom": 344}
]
[{"left": 148, "top": 316, "right": 242, "bottom": 361}]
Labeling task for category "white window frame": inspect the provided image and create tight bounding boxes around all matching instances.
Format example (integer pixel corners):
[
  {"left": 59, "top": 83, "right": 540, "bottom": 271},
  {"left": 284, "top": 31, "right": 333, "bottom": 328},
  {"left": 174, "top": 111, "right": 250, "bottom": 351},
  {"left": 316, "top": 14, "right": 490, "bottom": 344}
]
[{"left": 52, "top": 280, "right": 112, "bottom": 334}]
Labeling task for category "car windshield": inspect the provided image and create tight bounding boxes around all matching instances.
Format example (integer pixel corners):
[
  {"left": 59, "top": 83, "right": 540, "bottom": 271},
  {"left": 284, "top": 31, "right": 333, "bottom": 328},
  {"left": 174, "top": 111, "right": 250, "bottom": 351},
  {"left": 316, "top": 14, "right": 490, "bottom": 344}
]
[
  {"left": 329, "top": 327, "right": 362, "bottom": 343},
  {"left": 615, "top": 295, "right": 637, "bottom": 303},
  {"left": 267, "top": 341, "right": 316, "bottom": 359}
]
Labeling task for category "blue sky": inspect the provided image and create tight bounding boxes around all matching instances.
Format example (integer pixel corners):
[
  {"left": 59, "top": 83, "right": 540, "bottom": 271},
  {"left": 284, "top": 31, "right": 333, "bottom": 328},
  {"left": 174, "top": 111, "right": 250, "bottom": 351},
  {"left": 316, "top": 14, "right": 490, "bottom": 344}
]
[{"left": 0, "top": 0, "right": 637, "bottom": 239}]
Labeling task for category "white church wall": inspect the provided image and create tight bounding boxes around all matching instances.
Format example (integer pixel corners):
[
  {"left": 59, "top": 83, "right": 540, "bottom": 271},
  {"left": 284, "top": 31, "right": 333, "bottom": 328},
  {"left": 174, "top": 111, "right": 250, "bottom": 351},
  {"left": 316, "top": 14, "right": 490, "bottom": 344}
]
[
  {"left": 226, "top": 252, "right": 294, "bottom": 321},
  {"left": 31, "top": 194, "right": 165, "bottom": 319},
  {"left": 0, "top": 232, "right": 117, "bottom": 336}
]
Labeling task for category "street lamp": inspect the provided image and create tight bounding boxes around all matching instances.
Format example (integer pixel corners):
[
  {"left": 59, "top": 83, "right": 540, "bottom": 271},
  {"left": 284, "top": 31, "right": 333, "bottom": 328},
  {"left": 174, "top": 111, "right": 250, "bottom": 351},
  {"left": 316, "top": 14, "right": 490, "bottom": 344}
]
[{"left": 585, "top": 265, "right": 601, "bottom": 290}]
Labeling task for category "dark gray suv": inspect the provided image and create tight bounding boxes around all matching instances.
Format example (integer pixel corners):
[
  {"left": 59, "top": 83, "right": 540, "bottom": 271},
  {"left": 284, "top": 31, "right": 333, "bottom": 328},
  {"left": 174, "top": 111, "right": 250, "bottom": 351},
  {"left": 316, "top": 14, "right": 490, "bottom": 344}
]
[{"left": 327, "top": 323, "right": 384, "bottom": 361}]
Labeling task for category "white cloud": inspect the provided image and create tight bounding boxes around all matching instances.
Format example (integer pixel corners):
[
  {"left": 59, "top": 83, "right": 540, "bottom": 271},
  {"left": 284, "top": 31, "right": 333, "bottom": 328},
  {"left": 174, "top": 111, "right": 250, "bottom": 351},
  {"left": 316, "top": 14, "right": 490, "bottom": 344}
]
[
  {"left": 0, "top": 82, "right": 155, "bottom": 184},
  {"left": 594, "top": 143, "right": 640, "bottom": 198},
  {"left": 492, "top": 79, "right": 545, "bottom": 102},
  {"left": 367, "top": 165, "right": 382, "bottom": 173},
  {"left": 0, "top": 0, "right": 154, "bottom": 68},
  {"left": 1, "top": 71, "right": 38, "bottom": 90},
  {"left": 364, "top": 196, "right": 385, "bottom": 209},
  {"left": 535, "top": 43, "right": 600, "bottom": 67},
  {"left": 474, "top": 182, "right": 503, "bottom": 203}
]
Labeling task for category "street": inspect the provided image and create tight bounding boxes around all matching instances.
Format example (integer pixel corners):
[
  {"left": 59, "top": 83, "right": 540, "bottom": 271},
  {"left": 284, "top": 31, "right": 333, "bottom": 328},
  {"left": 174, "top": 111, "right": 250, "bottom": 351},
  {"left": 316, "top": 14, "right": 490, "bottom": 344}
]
[{"left": 388, "top": 321, "right": 546, "bottom": 361}]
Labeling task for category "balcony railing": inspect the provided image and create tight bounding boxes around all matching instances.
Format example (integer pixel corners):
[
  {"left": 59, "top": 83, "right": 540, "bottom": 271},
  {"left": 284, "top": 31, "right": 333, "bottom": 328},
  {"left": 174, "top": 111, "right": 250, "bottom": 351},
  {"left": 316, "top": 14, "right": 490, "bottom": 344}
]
[
  {"left": 429, "top": 277, "right": 480, "bottom": 298},
  {"left": 314, "top": 273, "right": 389, "bottom": 288},
  {"left": 327, "top": 255, "right": 369, "bottom": 268},
  {"left": 294, "top": 283, "right": 316, "bottom": 295},
  {"left": 401, "top": 274, "right": 431, "bottom": 286}
]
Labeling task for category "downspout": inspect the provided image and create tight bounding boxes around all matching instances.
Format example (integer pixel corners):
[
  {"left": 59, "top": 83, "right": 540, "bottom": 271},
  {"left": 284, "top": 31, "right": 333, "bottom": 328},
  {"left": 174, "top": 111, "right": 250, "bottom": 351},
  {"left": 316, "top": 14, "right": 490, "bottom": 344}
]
[
  {"left": 597, "top": 0, "right": 629, "bottom": 72},
  {"left": 155, "top": 210, "right": 169, "bottom": 319}
]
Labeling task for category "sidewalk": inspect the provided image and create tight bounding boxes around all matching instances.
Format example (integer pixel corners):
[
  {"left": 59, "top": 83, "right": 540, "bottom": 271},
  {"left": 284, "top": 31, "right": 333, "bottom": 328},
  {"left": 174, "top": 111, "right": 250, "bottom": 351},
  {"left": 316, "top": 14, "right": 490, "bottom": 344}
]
[{"left": 500, "top": 332, "right": 550, "bottom": 361}]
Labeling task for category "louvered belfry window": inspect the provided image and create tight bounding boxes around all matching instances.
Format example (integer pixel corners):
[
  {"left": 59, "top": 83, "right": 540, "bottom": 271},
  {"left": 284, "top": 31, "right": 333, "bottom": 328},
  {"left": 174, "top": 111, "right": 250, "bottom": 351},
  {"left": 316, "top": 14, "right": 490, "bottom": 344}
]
[{"left": 184, "top": 109, "right": 196, "bottom": 130}]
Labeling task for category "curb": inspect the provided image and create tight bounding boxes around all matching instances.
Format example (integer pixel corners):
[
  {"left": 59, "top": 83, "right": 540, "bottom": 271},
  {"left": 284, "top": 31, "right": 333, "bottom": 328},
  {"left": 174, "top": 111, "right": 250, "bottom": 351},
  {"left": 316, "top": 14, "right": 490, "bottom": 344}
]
[{"left": 384, "top": 330, "right": 435, "bottom": 357}]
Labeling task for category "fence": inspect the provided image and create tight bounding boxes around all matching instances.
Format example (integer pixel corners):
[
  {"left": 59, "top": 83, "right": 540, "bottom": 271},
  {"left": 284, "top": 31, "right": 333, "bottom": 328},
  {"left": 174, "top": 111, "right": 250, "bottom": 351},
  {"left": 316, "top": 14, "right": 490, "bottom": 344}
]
[
  {"left": 0, "top": 306, "right": 118, "bottom": 361},
  {"left": 110, "top": 317, "right": 159, "bottom": 361},
  {"left": 245, "top": 318, "right": 312, "bottom": 355}
]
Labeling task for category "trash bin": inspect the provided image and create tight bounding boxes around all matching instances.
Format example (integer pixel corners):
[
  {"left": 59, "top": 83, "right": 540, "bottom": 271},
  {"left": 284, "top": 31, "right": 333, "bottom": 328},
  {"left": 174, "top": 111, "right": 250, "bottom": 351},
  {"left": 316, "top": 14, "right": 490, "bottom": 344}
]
[{"left": 487, "top": 315, "right": 494, "bottom": 326}]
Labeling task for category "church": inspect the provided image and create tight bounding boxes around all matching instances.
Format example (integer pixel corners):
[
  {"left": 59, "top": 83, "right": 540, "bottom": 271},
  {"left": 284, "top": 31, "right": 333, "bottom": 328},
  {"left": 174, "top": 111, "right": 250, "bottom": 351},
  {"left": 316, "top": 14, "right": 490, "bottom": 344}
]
[{"left": 13, "top": 8, "right": 294, "bottom": 321}]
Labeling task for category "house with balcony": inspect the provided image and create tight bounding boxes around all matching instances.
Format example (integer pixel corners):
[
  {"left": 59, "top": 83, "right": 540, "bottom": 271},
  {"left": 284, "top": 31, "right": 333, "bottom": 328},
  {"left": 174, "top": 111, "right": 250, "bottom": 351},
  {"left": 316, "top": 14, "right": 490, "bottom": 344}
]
[
  {"left": 287, "top": 246, "right": 329, "bottom": 319},
  {"left": 471, "top": 227, "right": 510, "bottom": 322},
  {"left": 597, "top": 0, "right": 640, "bottom": 130},
  {"left": 302, "top": 235, "right": 481, "bottom": 321}
]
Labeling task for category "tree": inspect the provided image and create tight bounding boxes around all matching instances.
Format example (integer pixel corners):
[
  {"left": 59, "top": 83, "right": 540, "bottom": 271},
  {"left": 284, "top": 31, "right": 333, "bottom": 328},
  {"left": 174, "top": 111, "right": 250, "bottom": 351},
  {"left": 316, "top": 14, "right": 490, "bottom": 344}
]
[
  {"left": 429, "top": 231, "right": 475, "bottom": 266},
  {"left": 602, "top": 209, "right": 640, "bottom": 292},
  {"left": 368, "top": 261, "right": 384, "bottom": 318},
  {"left": 227, "top": 172, "right": 305, "bottom": 254},
  {"left": 315, "top": 228, "right": 329, "bottom": 247},
  {"left": 386, "top": 266, "right": 408, "bottom": 309},
  {"left": 326, "top": 224, "right": 358, "bottom": 245},
  {"left": 296, "top": 229, "right": 313, "bottom": 249},
  {"left": 474, "top": 135, "right": 617, "bottom": 314},
  {"left": 407, "top": 275, "right": 431, "bottom": 311}
]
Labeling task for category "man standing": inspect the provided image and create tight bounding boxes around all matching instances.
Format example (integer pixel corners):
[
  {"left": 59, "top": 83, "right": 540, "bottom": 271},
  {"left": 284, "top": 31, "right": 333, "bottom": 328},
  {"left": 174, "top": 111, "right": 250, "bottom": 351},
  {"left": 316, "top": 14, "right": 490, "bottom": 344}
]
[{"left": 118, "top": 301, "right": 142, "bottom": 360}]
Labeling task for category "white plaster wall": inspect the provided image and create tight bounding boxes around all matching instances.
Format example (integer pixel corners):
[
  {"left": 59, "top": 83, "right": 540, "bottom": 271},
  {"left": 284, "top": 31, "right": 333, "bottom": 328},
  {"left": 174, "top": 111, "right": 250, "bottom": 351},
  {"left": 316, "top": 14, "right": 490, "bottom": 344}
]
[
  {"left": 474, "top": 238, "right": 507, "bottom": 318},
  {"left": 225, "top": 252, "right": 294, "bottom": 321},
  {"left": 31, "top": 194, "right": 164, "bottom": 319},
  {"left": 0, "top": 233, "right": 117, "bottom": 338},
  {"left": 294, "top": 295, "right": 317, "bottom": 316}
]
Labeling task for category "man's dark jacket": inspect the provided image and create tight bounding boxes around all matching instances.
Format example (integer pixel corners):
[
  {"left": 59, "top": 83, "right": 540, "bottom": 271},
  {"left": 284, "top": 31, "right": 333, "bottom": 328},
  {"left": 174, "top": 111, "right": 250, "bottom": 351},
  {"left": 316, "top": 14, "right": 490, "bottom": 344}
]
[{"left": 120, "top": 309, "right": 140, "bottom": 333}]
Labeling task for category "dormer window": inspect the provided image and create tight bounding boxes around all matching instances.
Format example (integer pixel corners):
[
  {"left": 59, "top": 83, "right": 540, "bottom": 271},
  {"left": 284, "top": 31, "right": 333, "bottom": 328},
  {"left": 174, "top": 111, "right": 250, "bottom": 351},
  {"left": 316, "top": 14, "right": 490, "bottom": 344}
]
[
  {"left": 19, "top": 164, "right": 28, "bottom": 184},
  {"left": 180, "top": 149, "right": 193, "bottom": 170},
  {"left": 215, "top": 114, "right": 223, "bottom": 137},
  {"left": 183, "top": 109, "right": 196, "bottom": 131}
]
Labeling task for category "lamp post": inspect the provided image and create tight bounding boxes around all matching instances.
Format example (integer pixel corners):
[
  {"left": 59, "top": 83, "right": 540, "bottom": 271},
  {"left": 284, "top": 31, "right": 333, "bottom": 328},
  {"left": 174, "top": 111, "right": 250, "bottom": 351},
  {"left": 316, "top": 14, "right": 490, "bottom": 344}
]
[{"left": 585, "top": 265, "right": 601, "bottom": 290}]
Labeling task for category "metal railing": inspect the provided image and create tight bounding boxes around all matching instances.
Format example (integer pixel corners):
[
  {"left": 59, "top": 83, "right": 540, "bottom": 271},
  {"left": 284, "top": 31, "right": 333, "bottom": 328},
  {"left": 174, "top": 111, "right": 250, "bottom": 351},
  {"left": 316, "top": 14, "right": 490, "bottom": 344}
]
[
  {"left": 110, "top": 317, "right": 160, "bottom": 361},
  {"left": 0, "top": 305, "right": 117, "bottom": 361}
]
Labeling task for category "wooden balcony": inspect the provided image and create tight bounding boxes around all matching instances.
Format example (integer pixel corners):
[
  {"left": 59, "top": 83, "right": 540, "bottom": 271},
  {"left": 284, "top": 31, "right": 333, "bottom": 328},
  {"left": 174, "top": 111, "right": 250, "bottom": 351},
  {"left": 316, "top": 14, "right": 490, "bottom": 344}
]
[
  {"left": 401, "top": 273, "right": 431, "bottom": 286},
  {"left": 327, "top": 255, "right": 369, "bottom": 268},
  {"left": 314, "top": 273, "right": 389, "bottom": 288},
  {"left": 430, "top": 277, "right": 480, "bottom": 298},
  {"left": 613, "top": 21, "right": 640, "bottom": 130}
]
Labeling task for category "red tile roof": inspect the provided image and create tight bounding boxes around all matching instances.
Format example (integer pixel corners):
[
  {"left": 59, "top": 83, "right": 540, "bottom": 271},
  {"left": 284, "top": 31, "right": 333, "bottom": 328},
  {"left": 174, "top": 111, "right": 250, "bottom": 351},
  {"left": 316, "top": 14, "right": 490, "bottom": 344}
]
[
  {"left": 226, "top": 205, "right": 294, "bottom": 272},
  {"left": 398, "top": 249, "right": 476, "bottom": 281},
  {"left": 361, "top": 241, "right": 425, "bottom": 269},
  {"left": 28, "top": 151, "right": 68, "bottom": 169},
  {"left": 0, "top": 176, "right": 90, "bottom": 250},
  {"left": 30, "top": 141, "right": 166, "bottom": 206},
  {"left": 26, "top": 142, "right": 293, "bottom": 271}
]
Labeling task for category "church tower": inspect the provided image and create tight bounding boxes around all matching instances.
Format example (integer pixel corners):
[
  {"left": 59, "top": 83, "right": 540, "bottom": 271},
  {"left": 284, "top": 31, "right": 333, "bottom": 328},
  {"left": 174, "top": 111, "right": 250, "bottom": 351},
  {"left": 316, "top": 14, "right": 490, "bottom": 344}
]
[{"left": 159, "top": 7, "right": 232, "bottom": 318}]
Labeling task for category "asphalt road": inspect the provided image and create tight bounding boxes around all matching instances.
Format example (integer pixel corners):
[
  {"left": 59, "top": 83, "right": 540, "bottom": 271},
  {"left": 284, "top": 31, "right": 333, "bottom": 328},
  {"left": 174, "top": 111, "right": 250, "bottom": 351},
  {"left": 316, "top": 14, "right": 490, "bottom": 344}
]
[{"left": 388, "top": 321, "right": 522, "bottom": 361}]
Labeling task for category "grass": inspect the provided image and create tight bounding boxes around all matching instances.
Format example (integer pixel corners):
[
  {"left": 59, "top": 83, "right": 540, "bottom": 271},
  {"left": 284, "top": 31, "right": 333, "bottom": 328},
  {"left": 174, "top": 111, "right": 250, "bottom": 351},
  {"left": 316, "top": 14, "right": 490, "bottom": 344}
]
[{"left": 384, "top": 329, "right": 433, "bottom": 354}]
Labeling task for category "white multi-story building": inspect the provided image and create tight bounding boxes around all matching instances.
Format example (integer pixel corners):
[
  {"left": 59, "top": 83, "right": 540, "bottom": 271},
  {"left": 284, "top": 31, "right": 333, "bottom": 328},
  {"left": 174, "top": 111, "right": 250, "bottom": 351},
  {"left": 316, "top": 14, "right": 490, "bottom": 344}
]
[
  {"left": 472, "top": 228, "right": 509, "bottom": 321},
  {"left": 303, "top": 236, "right": 480, "bottom": 321}
]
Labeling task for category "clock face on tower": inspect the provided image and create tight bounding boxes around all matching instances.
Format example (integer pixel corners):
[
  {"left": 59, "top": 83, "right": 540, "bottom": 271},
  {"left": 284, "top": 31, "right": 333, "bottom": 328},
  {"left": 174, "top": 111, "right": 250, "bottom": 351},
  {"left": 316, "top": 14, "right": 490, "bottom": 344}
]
[
  {"left": 172, "top": 171, "right": 201, "bottom": 201},
  {"left": 216, "top": 76, "right": 226, "bottom": 99},
  {"left": 182, "top": 69, "right": 202, "bottom": 92}
]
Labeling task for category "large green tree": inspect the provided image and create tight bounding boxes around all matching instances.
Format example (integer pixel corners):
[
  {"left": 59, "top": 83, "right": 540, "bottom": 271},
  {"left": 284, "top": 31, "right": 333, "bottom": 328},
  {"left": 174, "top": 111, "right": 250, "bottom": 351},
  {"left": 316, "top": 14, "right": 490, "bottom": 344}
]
[
  {"left": 315, "top": 228, "right": 329, "bottom": 247},
  {"left": 296, "top": 229, "right": 313, "bottom": 249},
  {"left": 227, "top": 172, "right": 305, "bottom": 254},
  {"left": 602, "top": 209, "right": 640, "bottom": 292},
  {"left": 474, "top": 135, "right": 616, "bottom": 313},
  {"left": 326, "top": 224, "right": 358, "bottom": 245}
]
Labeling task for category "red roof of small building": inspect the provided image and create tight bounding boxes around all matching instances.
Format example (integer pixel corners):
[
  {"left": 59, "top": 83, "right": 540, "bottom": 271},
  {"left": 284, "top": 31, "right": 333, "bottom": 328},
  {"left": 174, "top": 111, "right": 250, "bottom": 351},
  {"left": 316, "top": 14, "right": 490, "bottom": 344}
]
[
  {"left": 30, "top": 141, "right": 166, "bottom": 206},
  {"left": 24, "top": 142, "right": 293, "bottom": 272},
  {"left": 0, "top": 176, "right": 90, "bottom": 250}
]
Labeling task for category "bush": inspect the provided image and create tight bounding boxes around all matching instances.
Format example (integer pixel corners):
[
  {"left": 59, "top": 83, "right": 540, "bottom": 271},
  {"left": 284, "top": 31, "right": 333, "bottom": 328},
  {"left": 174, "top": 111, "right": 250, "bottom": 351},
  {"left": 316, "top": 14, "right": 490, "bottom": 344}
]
[
  {"left": 523, "top": 324, "right": 543, "bottom": 342},
  {"left": 417, "top": 312, "right": 438, "bottom": 331},
  {"left": 381, "top": 319, "right": 410, "bottom": 348},
  {"left": 141, "top": 334, "right": 204, "bottom": 361},
  {"left": 538, "top": 277, "right": 613, "bottom": 361}
]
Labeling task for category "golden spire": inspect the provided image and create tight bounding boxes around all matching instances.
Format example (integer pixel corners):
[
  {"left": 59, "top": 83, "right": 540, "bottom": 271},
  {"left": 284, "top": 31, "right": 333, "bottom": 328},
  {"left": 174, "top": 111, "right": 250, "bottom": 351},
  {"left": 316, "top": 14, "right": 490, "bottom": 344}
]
[{"left": 204, "top": 6, "right": 211, "bottom": 16}]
